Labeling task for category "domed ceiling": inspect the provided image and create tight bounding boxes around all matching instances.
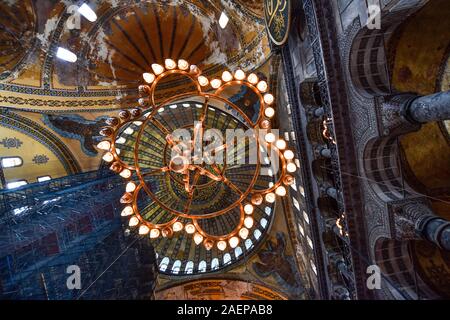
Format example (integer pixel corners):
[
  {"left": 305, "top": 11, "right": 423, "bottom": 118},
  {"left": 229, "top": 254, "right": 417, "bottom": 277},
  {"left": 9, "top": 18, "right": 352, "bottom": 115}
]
[
  {"left": 53, "top": 0, "right": 269, "bottom": 92},
  {"left": 0, "top": 0, "right": 36, "bottom": 80}
]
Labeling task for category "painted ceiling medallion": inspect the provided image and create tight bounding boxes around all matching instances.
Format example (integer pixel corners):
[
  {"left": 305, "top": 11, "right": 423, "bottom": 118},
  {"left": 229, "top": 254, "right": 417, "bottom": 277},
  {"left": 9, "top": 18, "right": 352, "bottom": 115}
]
[{"left": 97, "top": 60, "right": 297, "bottom": 252}]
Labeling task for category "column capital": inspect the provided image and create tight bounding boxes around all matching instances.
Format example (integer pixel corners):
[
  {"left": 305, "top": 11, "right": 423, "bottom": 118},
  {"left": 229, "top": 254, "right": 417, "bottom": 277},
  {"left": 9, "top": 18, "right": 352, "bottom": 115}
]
[
  {"left": 377, "top": 93, "right": 421, "bottom": 136},
  {"left": 388, "top": 198, "right": 450, "bottom": 250},
  {"left": 388, "top": 197, "right": 432, "bottom": 240}
]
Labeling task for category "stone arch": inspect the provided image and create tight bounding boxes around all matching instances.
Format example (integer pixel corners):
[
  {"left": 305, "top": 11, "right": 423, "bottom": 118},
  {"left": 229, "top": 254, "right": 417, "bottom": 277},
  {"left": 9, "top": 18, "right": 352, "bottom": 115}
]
[
  {"left": 349, "top": 1, "right": 430, "bottom": 97},
  {"left": 374, "top": 237, "right": 440, "bottom": 299}
]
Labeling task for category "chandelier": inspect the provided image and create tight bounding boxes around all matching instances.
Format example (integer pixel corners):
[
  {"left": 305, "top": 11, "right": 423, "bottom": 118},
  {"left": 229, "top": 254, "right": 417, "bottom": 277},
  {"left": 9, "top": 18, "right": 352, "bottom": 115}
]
[{"left": 97, "top": 59, "right": 297, "bottom": 252}]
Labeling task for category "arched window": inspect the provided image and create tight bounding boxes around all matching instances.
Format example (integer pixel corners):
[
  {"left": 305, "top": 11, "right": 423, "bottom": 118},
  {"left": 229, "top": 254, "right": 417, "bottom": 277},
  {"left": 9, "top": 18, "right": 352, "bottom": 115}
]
[
  {"left": 1, "top": 157, "right": 22, "bottom": 168},
  {"left": 124, "top": 127, "right": 134, "bottom": 135},
  {"left": 185, "top": 261, "right": 194, "bottom": 274},
  {"left": 159, "top": 257, "right": 170, "bottom": 272},
  {"left": 223, "top": 253, "right": 231, "bottom": 265},
  {"left": 298, "top": 223, "right": 305, "bottom": 236},
  {"left": 307, "top": 236, "right": 313, "bottom": 249},
  {"left": 115, "top": 137, "right": 126, "bottom": 144},
  {"left": 37, "top": 176, "right": 51, "bottom": 183},
  {"left": 260, "top": 218, "right": 268, "bottom": 229},
  {"left": 265, "top": 207, "right": 272, "bottom": 216},
  {"left": 245, "top": 239, "right": 253, "bottom": 250},
  {"left": 303, "top": 210, "right": 310, "bottom": 224},
  {"left": 198, "top": 260, "right": 207, "bottom": 273},
  {"left": 211, "top": 258, "right": 219, "bottom": 270},
  {"left": 254, "top": 229, "right": 262, "bottom": 240},
  {"left": 234, "top": 247, "right": 243, "bottom": 258},
  {"left": 7, "top": 180, "right": 27, "bottom": 189},
  {"left": 171, "top": 260, "right": 181, "bottom": 274}
]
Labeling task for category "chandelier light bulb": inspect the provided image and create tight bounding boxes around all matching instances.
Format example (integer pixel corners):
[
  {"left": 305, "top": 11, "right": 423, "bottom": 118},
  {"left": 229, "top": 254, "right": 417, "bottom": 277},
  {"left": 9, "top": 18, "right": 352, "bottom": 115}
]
[
  {"left": 143, "top": 72, "right": 155, "bottom": 84},
  {"left": 203, "top": 239, "right": 214, "bottom": 251},
  {"left": 251, "top": 194, "right": 263, "bottom": 206},
  {"left": 178, "top": 59, "right": 189, "bottom": 70},
  {"left": 194, "top": 233, "right": 204, "bottom": 245},
  {"left": 264, "top": 107, "right": 275, "bottom": 118},
  {"left": 276, "top": 186, "right": 287, "bottom": 197},
  {"left": 172, "top": 221, "right": 183, "bottom": 232},
  {"left": 221, "top": 71, "right": 233, "bottom": 82},
  {"left": 244, "top": 204, "right": 254, "bottom": 215},
  {"left": 210, "top": 79, "right": 222, "bottom": 89},
  {"left": 283, "top": 174, "right": 295, "bottom": 186},
  {"left": 185, "top": 223, "right": 196, "bottom": 234},
  {"left": 102, "top": 152, "right": 114, "bottom": 162},
  {"left": 150, "top": 228, "right": 160, "bottom": 239},
  {"left": 257, "top": 80, "right": 268, "bottom": 92},
  {"left": 198, "top": 76, "right": 209, "bottom": 86},
  {"left": 265, "top": 132, "right": 276, "bottom": 143},
  {"left": 247, "top": 73, "right": 258, "bottom": 84},
  {"left": 276, "top": 139, "right": 287, "bottom": 150},
  {"left": 264, "top": 93, "right": 274, "bottom": 105},
  {"left": 164, "top": 59, "right": 176, "bottom": 70},
  {"left": 217, "top": 240, "right": 227, "bottom": 251},
  {"left": 139, "top": 225, "right": 150, "bottom": 235},
  {"left": 260, "top": 119, "right": 271, "bottom": 129},
  {"left": 121, "top": 206, "right": 133, "bottom": 216},
  {"left": 129, "top": 216, "right": 139, "bottom": 227},
  {"left": 190, "top": 64, "right": 200, "bottom": 74},
  {"left": 125, "top": 181, "right": 136, "bottom": 193},
  {"left": 119, "top": 169, "right": 131, "bottom": 179},
  {"left": 162, "top": 227, "right": 173, "bottom": 238},
  {"left": 229, "top": 236, "right": 239, "bottom": 248},
  {"left": 151, "top": 63, "right": 164, "bottom": 75},
  {"left": 284, "top": 150, "right": 295, "bottom": 160},
  {"left": 244, "top": 216, "right": 254, "bottom": 229},
  {"left": 265, "top": 192, "right": 276, "bottom": 203},
  {"left": 234, "top": 69, "right": 245, "bottom": 80},
  {"left": 97, "top": 141, "right": 111, "bottom": 150},
  {"left": 287, "top": 162, "right": 297, "bottom": 173},
  {"left": 239, "top": 228, "right": 249, "bottom": 239}
]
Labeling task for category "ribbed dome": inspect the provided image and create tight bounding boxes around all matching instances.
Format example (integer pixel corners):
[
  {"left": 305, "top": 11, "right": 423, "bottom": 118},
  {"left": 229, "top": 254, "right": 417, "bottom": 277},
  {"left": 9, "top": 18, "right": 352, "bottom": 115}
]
[{"left": 114, "top": 101, "right": 275, "bottom": 275}]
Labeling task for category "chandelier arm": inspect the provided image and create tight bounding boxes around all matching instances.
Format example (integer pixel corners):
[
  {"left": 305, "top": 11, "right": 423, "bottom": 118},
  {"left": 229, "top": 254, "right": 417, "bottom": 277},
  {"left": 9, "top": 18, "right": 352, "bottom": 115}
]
[
  {"left": 183, "top": 169, "right": 201, "bottom": 214},
  {"left": 253, "top": 147, "right": 288, "bottom": 195},
  {"left": 148, "top": 70, "right": 203, "bottom": 107},
  {"left": 149, "top": 117, "right": 171, "bottom": 135},
  {"left": 192, "top": 204, "right": 246, "bottom": 241}
]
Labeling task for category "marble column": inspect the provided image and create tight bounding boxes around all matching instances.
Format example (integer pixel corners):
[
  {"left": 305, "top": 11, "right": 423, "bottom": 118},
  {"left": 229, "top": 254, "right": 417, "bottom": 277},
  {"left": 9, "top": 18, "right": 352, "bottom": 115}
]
[
  {"left": 396, "top": 202, "right": 450, "bottom": 251},
  {"left": 406, "top": 90, "right": 450, "bottom": 124},
  {"left": 380, "top": 90, "right": 450, "bottom": 136}
]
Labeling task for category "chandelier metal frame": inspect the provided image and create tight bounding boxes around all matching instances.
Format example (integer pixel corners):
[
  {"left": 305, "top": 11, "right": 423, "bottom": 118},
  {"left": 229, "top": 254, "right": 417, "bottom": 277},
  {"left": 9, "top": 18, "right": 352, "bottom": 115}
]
[{"left": 97, "top": 59, "right": 298, "bottom": 252}]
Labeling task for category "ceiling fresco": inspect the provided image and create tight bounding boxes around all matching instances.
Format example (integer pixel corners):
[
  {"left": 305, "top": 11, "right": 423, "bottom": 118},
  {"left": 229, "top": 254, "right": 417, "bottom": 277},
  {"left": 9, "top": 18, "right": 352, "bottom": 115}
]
[
  {"left": 0, "top": 0, "right": 270, "bottom": 107},
  {"left": 390, "top": 0, "right": 450, "bottom": 220}
]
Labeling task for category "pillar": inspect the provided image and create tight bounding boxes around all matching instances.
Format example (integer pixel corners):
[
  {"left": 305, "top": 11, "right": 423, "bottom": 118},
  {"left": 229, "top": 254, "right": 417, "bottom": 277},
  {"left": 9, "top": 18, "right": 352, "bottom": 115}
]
[
  {"left": 406, "top": 90, "right": 450, "bottom": 124},
  {"left": 395, "top": 202, "right": 450, "bottom": 251}
]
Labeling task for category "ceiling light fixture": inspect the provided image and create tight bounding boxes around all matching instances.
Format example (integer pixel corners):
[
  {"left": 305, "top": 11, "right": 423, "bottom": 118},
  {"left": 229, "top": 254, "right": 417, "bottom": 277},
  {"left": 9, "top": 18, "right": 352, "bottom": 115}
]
[{"left": 96, "top": 60, "right": 298, "bottom": 250}]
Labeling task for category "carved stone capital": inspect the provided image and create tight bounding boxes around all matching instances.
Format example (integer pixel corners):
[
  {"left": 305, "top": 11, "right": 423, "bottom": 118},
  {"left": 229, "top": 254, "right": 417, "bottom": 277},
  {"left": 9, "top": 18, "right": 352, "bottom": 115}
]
[
  {"left": 377, "top": 93, "right": 421, "bottom": 137},
  {"left": 389, "top": 198, "right": 450, "bottom": 250}
]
